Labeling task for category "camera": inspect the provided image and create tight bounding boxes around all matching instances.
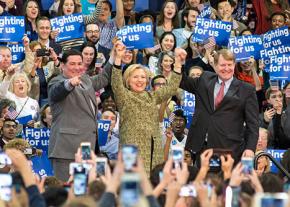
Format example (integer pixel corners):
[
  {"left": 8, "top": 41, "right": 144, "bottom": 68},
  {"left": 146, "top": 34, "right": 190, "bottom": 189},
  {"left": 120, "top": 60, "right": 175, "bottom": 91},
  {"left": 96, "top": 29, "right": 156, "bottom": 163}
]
[
  {"left": 209, "top": 149, "right": 232, "bottom": 172},
  {"left": 122, "top": 145, "right": 138, "bottom": 171},
  {"left": 36, "top": 48, "right": 50, "bottom": 57}
]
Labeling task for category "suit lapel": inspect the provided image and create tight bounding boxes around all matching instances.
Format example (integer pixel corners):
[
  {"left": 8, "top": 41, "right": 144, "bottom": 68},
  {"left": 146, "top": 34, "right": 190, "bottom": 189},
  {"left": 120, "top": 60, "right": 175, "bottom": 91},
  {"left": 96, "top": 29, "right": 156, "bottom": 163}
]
[
  {"left": 207, "top": 77, "right": 216, "bottom": 112},
  {"left": 219, "top": 78, "right": 240, "bottom": 106}
]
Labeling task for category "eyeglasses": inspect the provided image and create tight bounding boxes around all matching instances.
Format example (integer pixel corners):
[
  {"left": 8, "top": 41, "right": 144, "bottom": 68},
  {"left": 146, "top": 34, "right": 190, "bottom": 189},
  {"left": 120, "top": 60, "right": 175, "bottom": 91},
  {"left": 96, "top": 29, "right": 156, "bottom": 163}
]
[
  {"left": 86, "top": 30, "right": 99, "bottom": 35},
  {"left": 3, "top": 124, "right": 17, "bottom": 129},
  {"left": 154, "top": 82, "right": 166, "bottom": 87}
]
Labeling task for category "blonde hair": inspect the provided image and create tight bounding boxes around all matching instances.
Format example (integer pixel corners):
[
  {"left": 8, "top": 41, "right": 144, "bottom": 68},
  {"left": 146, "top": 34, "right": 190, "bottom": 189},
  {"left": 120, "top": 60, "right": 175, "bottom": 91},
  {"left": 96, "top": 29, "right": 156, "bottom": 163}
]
[
  {"left": 122, "top": 64, "right": 150, "bottom": 90},
  {"left": 9, "top": 72, "right": 31, "bottom": 94},
  {"left": 214, "top": 49, "right": 236, "bottom": 65}
]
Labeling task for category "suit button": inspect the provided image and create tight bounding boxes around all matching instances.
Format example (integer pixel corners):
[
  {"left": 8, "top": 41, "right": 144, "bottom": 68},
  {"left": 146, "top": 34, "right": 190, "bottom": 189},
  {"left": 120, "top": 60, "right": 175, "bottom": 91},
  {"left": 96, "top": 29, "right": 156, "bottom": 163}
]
[{"left": 93, "top": 131, "right": 96, "bottom": 134}]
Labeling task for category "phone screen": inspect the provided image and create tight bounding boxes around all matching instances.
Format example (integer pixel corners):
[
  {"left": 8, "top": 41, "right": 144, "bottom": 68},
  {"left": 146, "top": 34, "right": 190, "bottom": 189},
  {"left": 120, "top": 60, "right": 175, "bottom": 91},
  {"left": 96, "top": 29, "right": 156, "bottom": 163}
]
[
  {"left": 81, "top": 144, "right": 91, "bottom": 160},
  {"left": 122, "top": 145, "right": 138, "bottom": 171},
  {"left": 241, "top": 158, "right": 254, "bottom": 174},
  {"left": 0, "top": 174, "right": 12, "bottom": 201},
  {"left": 120, "top": 180, "right": 140, "bottom": 206},
  {"left": 96, "top": 161, "right": 106, "bottom": 176},
  {"left": 261, "top": 197, "right": 285, "bottom": 207},
  {"left": 73, "top": 172, "right": 87, "bottom": 196}
]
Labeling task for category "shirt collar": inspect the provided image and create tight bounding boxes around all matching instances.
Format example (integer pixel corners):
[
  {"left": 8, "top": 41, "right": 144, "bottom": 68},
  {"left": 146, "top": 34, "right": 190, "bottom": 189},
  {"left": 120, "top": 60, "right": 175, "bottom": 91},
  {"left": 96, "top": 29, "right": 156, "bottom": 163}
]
[{"left": 217, "top": 76, "right": 233, "bottom": 88}]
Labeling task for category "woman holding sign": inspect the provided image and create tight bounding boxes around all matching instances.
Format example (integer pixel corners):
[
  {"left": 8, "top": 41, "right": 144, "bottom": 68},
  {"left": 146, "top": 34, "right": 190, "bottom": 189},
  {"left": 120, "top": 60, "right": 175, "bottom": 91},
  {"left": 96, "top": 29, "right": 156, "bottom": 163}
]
[
  {"left": 51, "top": 0, "right": 104, "bottom": 51},
  {"left": 111, "top": 41, "right": 186, "bottom": 174}
]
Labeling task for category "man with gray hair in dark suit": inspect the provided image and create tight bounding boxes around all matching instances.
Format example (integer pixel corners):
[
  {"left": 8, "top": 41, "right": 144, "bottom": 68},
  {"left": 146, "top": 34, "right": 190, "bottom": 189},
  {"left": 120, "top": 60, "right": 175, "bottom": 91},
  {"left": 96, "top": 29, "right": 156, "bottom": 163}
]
[{"left": 48, "top": 49, "right": 112, "bottom": 181}]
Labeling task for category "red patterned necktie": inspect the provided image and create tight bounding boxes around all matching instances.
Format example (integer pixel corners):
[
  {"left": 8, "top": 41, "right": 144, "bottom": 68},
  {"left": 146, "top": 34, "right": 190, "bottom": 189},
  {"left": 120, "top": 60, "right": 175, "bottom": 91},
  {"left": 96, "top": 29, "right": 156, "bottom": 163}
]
[{"left": 215, "top": 81, "right": 225, "bottom": 109}]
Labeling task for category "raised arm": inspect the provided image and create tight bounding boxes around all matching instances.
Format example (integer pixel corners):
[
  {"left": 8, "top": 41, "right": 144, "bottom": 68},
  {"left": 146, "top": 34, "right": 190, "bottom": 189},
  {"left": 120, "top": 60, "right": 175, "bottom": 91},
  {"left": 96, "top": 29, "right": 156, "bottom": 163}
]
[
  {"left": 83, "top": 0, "right": 103, "bottom": 24},
  {"left": 115, "top": 0, "right": 124, "bottom": 29},
  {"left": 153, "top": 48, "right": 186, "bottom": 104},
  {"left": 111, "top": 41, "right": 127, "bottom": 108}
]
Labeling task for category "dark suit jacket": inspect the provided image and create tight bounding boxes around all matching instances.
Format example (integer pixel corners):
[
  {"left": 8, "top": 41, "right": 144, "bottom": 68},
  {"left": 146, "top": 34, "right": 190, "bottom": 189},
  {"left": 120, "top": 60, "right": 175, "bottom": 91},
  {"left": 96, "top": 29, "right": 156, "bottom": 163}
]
[{"left": 180, "top": 71, "right": 259, "bottom": 161}]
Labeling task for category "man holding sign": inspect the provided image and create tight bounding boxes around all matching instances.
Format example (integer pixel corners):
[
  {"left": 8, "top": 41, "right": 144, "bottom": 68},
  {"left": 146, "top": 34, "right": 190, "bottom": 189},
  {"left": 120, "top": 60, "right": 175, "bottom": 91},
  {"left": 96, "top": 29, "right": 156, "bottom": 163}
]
[{"left": 180, "top": 49, "right": 259, "bottom": 163}]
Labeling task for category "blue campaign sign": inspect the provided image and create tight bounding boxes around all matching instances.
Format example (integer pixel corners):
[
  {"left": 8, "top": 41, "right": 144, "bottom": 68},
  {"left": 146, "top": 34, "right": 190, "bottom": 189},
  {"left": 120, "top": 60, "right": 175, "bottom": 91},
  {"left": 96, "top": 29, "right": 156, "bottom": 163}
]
[
  {"left": 264, "top": 54, "right": 290, "bottom": 80},
  {"left": 109, "top": 0, "right": 148, "bottom": 12},
  {"left": 97, "top": 120, "right": 111, "bottom": 147},
  {"left": 50, "top": 13, "right": 85, "bottom": 42},
  {"left": 193, "top": 17, "right": 232, "bottom": 46},
  {"left": 80, "top": 0, "right": 96, "bottom": 15},
  {"left": 17, "top": 115, "right": 33, "bottom": 125},
  {"left": 260, "top": 26, "right": 290, "bottom": 60},
  {"left": 228, "top": 35, "right": 263, "bottom": 62},
  {"left": 183, "top": 91, "right": 195, "bottom": 115},
  {"left": 30, "top": 152, "right": 54, "bottom": 177},
  {"left": 267, "top": 149, "right": 286, "bottom": 173},
  {"left": 0, "top": 16, "right": 25, "bottom": 42},
  {"left": 7, "top": 44, "right": 25, "bottom": 64},
  {"left": 199, "top": 3, "right": 211, "bottom": 18},
  {"left": 116, "top": 23, "right": 154, "bottom": 50},
  {"left": 23, "top": 128, "right": 50, "bottom": 153}
]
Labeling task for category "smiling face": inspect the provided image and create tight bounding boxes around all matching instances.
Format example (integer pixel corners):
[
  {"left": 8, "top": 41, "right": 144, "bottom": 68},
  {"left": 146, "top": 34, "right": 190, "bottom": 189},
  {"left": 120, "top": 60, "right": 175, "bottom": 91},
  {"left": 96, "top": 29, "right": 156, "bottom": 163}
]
[
  {"left": 0, "top": 48, "right": 12, "bottom": 70},
  {"left": 187, "top": 0, "right": 201, "bottom": 7},
  {"left": 128, "top": 68, "right": 147, "bottom": 93},
  {"left": 161, "top": 34, "right": 175, "bottom": 52},
  {"left": 122, "top": 50, "right": 133, "bottom": 64},
  {"left": 214, "top": 52, "right": 235, "bottom": 82},
  {"left": 26, "top": 1, "right": 39, "bottom": 20},
  {"left": 63, "top": 0, "right": 75, "bottom": 15},
  {"left": 172, "top": 116, "right": 186, "bottom": 135},
  {"left": 82, "top": 46, "right": 95, "bottom": 67},
  {"left": 271, "top": 14, "right": 286, "bottom": 29},
  {"left": 62, "top": 55, "right": 83, "bottom": 78},
  {"left": 217, "top": 1, "right": 234, "bottom": 20},
  {"left": 36, "top": 19, "right": 51, "bottom": 41},
  {"left": 161, "top": 54, "right": 174, "bottom": 73},
  {"left": 13, "top": 76, "right": 29, "bottom": 97},
  {"left": 123, "top": 0, "right": 135, "bottom": 11},
  {"left": 163, "top": 2, "right": 176, "bottom": 19}
]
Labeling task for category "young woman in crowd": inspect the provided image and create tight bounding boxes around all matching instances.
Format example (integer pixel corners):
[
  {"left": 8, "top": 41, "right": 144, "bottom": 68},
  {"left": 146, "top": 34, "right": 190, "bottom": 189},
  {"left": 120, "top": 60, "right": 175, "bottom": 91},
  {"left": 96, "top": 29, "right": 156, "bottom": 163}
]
[
  {"left": 23, "top": 0, "right": 40, "bottom": 41},
  {"left": 80, "top": 42, "right": 98, "bottom": 76},
  {"left": 157, "top": 51, "right": 175, "bottom": 79},
  {"left": 112, "top": 41, "right": 186, "bottom": 174},
  {"left": 156, "top": 0, "right": 179, "bottom": 38},
  {"left": 52, "top": 0, "right": 102, "bottom": 51},
  {"left": 148, "top": 31, "right": 177, "bottom": 74}
]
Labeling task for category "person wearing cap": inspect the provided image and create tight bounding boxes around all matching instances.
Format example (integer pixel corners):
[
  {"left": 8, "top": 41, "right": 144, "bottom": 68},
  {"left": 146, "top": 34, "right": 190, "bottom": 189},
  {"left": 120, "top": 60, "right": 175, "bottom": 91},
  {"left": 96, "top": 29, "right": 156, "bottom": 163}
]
[{"left": 48, "top": 49, "right": 112, "bottom": 181}]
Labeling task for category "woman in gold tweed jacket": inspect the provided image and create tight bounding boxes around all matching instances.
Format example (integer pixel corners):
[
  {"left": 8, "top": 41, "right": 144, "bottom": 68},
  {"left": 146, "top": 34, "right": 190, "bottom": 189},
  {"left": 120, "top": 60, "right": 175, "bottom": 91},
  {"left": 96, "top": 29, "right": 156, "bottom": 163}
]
[{"left": 112, "top": 42, "right": 187, "bottom": 174}]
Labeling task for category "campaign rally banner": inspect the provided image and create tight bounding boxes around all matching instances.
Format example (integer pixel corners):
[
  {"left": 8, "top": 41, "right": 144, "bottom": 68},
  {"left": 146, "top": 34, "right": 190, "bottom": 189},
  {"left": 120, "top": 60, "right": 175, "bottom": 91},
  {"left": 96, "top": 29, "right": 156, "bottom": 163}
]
[
  {"left": 7, "top": 44, "right": 25, "bottom": 64},
  {"left": 50, "top": 13, "right": 85, "bottom": 42},
  {"left": 81, "top": 0, "right": 96, "bottom": 15},
  {"left": 0, "top": 16, "right": 25, "bottom": 42},
  {"left": 228, "top": 35, "right": 263, "bottom": 62},
  {"left": 30, "top": 152, "right": 54, "bottom": 177},
  {"left": 116, "top": 23, "right": 154, "bottom": 49},
  {"left": 23, "top": 128, "right": 50, "bottom": 153},
  {"left": 163, "top": 118, "right": 170, "bottom": 129},
  {"left": 260, "top": 26, "right": 290, "bottom": 60},
  {"left": 263, "top": 54, "right": 290, "bottom": 80},
  {"left": 97, "top": 120, "right": 110, "bottom": 147},
  {"left": 193, "top": 17, "right": 232, "bottom": 46},
  {"left": 267, "top": 149, "right": 286, "bottom": 173}
]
